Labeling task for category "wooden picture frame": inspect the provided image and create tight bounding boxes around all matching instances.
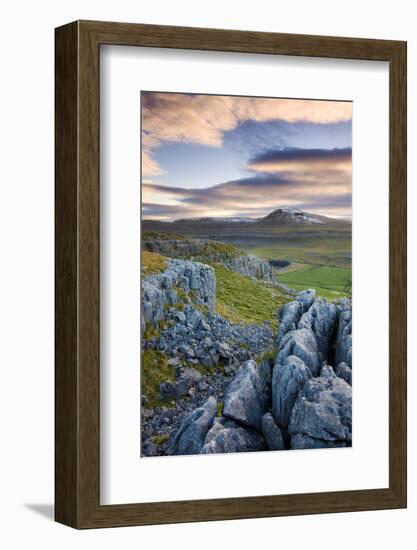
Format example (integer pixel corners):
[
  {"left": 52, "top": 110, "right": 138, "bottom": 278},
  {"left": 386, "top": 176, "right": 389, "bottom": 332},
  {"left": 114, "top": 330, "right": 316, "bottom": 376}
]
[{"left": 55, "top": 20, "right": 407, "bottom": 529}]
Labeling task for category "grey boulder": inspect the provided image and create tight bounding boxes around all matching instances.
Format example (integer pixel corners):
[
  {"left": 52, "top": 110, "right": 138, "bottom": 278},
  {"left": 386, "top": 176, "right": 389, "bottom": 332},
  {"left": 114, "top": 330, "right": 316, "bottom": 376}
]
[
  {"left": 289, "top": 373, "right": 352, "bottom": 442},
  {"left": 168, "top": 396, "right": 217, "bottom": 455},
  {"left": 223, "top": 360, "right": 270, "bottom": 431},
  {"left": 201, "top": 417, "right": 267, "bottom": 454}
]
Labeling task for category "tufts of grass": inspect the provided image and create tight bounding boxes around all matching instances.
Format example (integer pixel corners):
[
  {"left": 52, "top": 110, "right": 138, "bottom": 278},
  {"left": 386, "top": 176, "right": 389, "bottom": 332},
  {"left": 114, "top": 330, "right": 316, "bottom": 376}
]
[
  {"left": 143, "top": 322, "right": 160, "bottom": 340},
  {"left": 216, "top": 401, "right": 223, "bottom": 417},
  {"left": 143, "top": 232, "right": 186, "bottom": 241},
  {"left": 257, "top": 346, "right": 278, "bottom": 365},
  {"left": 175, "top": 286, "right": 189, "bottom": 302},
  {"left": 141, "top": 349, "right": 176, "bottom": 408},
  {"left": 141, "top": 251, "right": 168, "bottom": 276},
  {"left": 150, "top": 433, "right": 170, "bottom": 445},
  {"left": 213, "top": 264, "right": 286, "bottom": 326},
  {"left": 203, "top": 241, "right": 240, "bottom": 257}
]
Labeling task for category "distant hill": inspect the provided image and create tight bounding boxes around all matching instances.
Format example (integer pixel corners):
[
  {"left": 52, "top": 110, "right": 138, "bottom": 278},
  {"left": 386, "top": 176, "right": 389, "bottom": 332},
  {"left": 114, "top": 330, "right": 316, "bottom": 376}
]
[{"left": 142, "top": 208, "right": 351, "bottom": 243}]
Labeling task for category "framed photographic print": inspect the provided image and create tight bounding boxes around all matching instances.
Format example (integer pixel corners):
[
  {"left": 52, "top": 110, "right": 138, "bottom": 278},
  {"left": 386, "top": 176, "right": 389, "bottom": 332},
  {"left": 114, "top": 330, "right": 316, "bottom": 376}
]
[{"left": 55, "top": 20, "right": 407, "bottom": 528}]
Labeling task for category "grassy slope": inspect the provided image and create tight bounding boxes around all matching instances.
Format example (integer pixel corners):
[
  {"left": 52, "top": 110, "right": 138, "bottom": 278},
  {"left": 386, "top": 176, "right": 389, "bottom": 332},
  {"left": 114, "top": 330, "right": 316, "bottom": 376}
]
[
  {"left": 278, "top": 264, "right": 351, "bottom": 299},
  {"left": 213, "top": 264, "right": 286, "bottom": 326},
  {"left": 141, "top": 348, "right": 176, "bottom": 407},
  {"left": 141, "top": 250, "right": 168, "bottom": 276}
]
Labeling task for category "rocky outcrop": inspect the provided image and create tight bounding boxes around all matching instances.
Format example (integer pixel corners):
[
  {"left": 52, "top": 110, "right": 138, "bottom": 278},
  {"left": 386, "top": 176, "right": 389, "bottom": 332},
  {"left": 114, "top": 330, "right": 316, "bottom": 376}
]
[
  {"left": 223, "top": 360, "right": 270, "bottom": 431},
  {"left": 225, "top": 254, "right": 276, "bottom": 282},
  {"left": 143, "top": 270, "right": 353, "bottom": 456},
  {"left": 143, "top": 237, "right": 277, "bottom": 282},
  {"left": 271, "top": 293, "right": 352, "bottom": 449},
  {"left": 141, "top": 259, "right": 216, "bottom": 332}
]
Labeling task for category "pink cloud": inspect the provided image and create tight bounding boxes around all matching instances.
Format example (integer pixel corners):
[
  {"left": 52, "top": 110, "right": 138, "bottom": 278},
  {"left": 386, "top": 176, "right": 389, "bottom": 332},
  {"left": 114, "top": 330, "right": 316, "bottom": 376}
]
[{"left": 141, "top": 92, "right": 352, "bottom": 175}]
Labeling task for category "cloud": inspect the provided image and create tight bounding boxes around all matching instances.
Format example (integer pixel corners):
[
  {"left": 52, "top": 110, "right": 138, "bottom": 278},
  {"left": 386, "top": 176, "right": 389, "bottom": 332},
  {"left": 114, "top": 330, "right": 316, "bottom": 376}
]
[
  {"left": 247, "top": 147, "right": 352, "bottom": 173},
  {"left": 141, "top": 92, "right": 352, "bottom": 175},
  {"left": 143, "top": 167, "right": 351, "bottom": 221},
  {"left": 142, "top": 150, "right": 165, "bottom": 177}
]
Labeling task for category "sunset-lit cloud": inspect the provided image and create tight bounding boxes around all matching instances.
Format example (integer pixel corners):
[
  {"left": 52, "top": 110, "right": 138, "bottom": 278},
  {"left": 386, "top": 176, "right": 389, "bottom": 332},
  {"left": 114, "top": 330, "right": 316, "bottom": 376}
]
[
  {"left": 141, "top": 92, "right": 352, "bottom": 220},
  {"left": 247, "top": 147, "right": 352, "bottom": 174}
]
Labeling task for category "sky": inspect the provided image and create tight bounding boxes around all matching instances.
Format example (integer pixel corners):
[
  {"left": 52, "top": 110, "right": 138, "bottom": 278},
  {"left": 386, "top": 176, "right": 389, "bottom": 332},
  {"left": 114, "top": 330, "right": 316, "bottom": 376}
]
[{"left": 141, "top": 92, "right": 352, "bottom": 221}]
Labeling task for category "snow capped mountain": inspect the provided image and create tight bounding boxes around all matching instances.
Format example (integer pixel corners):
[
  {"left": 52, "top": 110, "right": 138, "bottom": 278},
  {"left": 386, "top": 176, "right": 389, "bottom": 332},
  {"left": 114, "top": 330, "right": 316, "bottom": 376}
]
[{"left": 259, "top": 207, "right": 325, "bottom": 225}]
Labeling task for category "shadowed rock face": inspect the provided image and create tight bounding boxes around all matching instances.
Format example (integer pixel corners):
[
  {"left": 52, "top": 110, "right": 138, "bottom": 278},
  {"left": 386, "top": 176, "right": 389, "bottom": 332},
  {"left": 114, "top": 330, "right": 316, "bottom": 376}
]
[
  {"left": 168, "top": 396, "right": 217, "bottom": 455},
  {"left": 336, "top": 301, "right": 352, "bottom": 368},
  {"left": 201, "top": 417, "right": 267, "bottom": 454},
  {"left": 223, "top": 360, "right": 271, "bottom": 431},
  {"left": 298, "top": 299, "right": 337, "bottom": 362},
  {"left": 271, "top": 355, "right": 312, "bottom": 428},
  {"left": 261, "top": 413, "right": 285, "bottom": 450}
]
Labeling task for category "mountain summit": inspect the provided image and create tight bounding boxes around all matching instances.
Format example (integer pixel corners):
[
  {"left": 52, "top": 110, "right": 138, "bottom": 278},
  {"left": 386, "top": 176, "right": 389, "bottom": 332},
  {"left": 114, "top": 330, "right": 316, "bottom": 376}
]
[{"left": 258, "top": 207, "right": 325, "bottom": 226}]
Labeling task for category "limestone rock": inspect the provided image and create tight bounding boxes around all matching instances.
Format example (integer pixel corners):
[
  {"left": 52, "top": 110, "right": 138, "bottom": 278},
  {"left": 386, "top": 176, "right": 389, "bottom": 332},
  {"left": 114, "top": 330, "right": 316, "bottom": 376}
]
[
  {"left": 295, "top": 289, "right": 316, "bottom": 312},
  {"left": 289, "top": 374, "right": 352, "bottom": 443},
  {"left": 168, "top": 396, "right": 217, "bottom": 455},
  {"left": 261, "top": 413, "right": 285, "bottom": 450},
  {"left": 298, "top": 299, "right": 337, "bottom": 361},
  {"left": 277, "top": 328, "right": 321, "bottom": 377},
  {"left": 201, "top": 417, "right": 267, "bottom": 454},
  {"left": 271, "top": 355, "right": 312, "bottom": 427},
  {"left": 223, "top": 360, "right": 270, "bottom": 431},
  {"left": 291, "top": 433, "right": 349, "bottom": 449},
  {"left": 277, "top": 301, "right": 303, "bottom": 344},
  {"left": 335, "top": 362, "right": 352, "bottom": 385}
]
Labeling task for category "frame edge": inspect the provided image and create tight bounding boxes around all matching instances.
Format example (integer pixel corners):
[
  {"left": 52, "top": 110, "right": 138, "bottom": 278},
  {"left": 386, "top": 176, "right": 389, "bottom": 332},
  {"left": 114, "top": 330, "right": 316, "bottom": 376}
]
[{"left": 55, "top": 20, "right": 80, "bottom": 529}]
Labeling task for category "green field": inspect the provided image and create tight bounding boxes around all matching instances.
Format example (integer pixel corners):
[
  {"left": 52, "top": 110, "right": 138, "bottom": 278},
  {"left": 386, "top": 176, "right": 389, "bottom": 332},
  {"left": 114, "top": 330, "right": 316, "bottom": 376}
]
[
  {"left": 245, "top": 237, "right": 351, "bottom": 269},
  {"left": 277, "top": 264, "right": 351, "bottom": 300}
]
